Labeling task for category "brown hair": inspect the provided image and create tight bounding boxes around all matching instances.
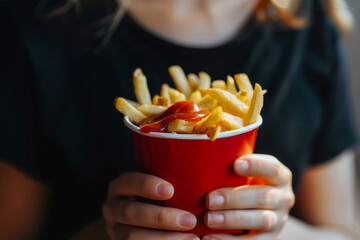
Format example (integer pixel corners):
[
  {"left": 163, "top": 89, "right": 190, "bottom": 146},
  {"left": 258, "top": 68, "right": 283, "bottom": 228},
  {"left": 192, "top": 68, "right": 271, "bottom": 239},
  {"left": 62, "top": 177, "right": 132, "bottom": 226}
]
[{"left": 256, "top": 0, "right": 354, "bottom": 35}]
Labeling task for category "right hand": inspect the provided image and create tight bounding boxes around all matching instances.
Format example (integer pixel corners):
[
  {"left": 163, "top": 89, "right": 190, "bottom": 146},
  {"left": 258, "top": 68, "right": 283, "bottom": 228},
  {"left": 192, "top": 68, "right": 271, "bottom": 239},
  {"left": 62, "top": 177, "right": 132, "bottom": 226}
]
[{"left": 102, "top": 172, "right": 199, "bottom": 240}]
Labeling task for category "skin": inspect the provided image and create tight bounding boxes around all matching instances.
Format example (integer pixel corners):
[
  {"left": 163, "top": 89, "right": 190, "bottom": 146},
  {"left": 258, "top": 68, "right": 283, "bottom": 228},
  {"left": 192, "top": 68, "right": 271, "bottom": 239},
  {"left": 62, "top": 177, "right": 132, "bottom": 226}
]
[
  {"left": 1, "top": 0, "right": 359, "bottom": 239},
  {"left": 126, "top": 0, "right": 260, "bottom": 47},
  {"left": 1, "top": 150, "right": 359, "bottom": 240},
  {"left": 101, "top": 154, "right": 295, "bottom": 240}
]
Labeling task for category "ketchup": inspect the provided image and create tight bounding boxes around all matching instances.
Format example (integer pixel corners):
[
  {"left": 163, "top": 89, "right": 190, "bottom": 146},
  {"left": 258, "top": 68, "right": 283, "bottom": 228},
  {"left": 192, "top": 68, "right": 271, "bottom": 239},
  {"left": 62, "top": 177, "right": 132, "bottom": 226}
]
[{"left": 140, "top": 101, "right": 209, "bottom": 133}]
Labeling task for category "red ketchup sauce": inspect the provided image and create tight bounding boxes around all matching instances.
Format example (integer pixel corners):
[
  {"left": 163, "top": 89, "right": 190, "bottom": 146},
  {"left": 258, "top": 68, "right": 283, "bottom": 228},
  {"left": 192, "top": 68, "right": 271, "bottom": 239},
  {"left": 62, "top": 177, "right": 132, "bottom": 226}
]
[{"left": 140, "top": 101, "right": 209, "bottom": 133}]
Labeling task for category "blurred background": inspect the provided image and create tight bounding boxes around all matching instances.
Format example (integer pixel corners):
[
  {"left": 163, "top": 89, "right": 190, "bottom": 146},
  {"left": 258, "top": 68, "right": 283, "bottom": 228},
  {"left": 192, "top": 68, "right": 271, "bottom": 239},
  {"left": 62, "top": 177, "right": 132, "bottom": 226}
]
[{"left": 344, "top": 0, "right": 360, "bottom": 217}]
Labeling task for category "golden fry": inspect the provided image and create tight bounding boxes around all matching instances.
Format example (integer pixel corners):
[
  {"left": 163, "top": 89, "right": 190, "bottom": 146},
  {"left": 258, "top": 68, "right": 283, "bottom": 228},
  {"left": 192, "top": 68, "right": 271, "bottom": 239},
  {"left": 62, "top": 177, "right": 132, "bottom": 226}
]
[
  {"left": 199, "top": 88, "right": 248, "bottom": 118},
  {"left": 227, "top": 75, "right": 237, "bottom": 94},
  {"left": 137, "top": 104, "right": 166, "bottom": 117},
  {"left": 205, "top": 125, "right": 221, "bottom": 141},
  {"left": 244, "top": 83, "right": 264, "bottom": 126},
  {"left": 133, "top": 68, "right": 152, "bottom": 105},
  {"left": 168, "top": 88, "right": 186, "bottom": 103},
  {"left": 234, "top": 73, "right": 253, "bottom": 105},
  {"left": 198, "top": 71, "right": 211, "bottom": 89},
  {"left": 115, "top": 97, "right": 147, "bottom": 124},
  {"left": 124, "top": 98, "right": 140, "bottom": 108},
  {"left": 235, "top": 90, "right": 248, "bottom": 105},
  {"left": 188, "top": 90, "right": 202, "bottom": 104},
  {"left": 198, "top": 95, "right": 218, "bottom": 110},
  {"left": 221, "top": 112, "right": 243, "bottom": 131},
  {"left": 169, "top": 65, "right": 192, "bottom": 98},
  {"left": 194, "top": 106, "right": 222, "bottom": 133},
  {"left": 168, "top": 119, "right": 195, "bottom": 133},
  {"left": 212, "top": 80, "right": 226, "bottom": 90},
  {"left": 187, "top": 73, "right": 199, "bottom": 91},
  {"left": 160, "top": 83, "right": 171, "bottom": 102},
  {"left": 116, "top": 66, "right": 265, "bottom": 140},
  {"left": 153, "top": 95, "right": 169, "bottom": 106}
]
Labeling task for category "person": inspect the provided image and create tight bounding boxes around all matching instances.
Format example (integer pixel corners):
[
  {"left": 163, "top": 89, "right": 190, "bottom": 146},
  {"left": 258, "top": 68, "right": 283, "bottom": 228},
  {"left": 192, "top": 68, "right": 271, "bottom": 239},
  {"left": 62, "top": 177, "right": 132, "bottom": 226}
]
[{"left": 0, "top": 0, "right": 359, "bottom": 239}]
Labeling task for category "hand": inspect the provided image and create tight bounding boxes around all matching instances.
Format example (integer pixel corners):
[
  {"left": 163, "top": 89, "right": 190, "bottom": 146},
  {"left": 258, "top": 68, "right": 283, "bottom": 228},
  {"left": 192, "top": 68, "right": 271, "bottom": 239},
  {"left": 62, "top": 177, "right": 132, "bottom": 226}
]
[
  {"left": 102, "top": 172, "right": 199, "bottom": 240},
  {"left": 203, "top": 154, "right": 295, "bottom": 240}
]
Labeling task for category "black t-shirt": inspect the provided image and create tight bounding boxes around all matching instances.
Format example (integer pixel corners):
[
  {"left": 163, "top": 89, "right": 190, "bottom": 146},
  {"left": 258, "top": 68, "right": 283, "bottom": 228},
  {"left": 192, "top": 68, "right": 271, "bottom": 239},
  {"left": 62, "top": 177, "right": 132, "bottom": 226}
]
[{"left": 0, "top": 0, "right": 358, "bottom": 238}]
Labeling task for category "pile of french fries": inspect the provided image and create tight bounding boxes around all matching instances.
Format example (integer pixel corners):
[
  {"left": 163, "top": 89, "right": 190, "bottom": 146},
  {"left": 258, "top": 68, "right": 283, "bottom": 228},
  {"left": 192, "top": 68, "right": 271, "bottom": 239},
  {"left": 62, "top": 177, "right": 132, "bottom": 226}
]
[{"left": 115, "top": 65, "right": 265, "bottom": 141}]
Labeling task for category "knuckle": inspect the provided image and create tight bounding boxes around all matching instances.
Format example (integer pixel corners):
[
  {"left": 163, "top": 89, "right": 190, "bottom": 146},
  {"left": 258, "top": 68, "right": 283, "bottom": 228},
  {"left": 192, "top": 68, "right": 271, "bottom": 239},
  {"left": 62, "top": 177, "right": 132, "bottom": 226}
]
[
  {"left": 284, "top": 192, "right": 295, "bottom": 208},
  {"left": 119, "top": 201, "right": 135, "bottom": 223},
  {"left": 284, "top": 168, "right": 292, "bottom": 182},
  {"left": 257, "top": 190, "right": 271, "bottom": 208},
  {"left": 273, "top": 166, "right": 282, "bottom": 179},
  {"left": 260, "top": 211, "right": 275, "bottom": 230},
  {"left": 155, "top": 209, "right": 170, "bottom": 226}
]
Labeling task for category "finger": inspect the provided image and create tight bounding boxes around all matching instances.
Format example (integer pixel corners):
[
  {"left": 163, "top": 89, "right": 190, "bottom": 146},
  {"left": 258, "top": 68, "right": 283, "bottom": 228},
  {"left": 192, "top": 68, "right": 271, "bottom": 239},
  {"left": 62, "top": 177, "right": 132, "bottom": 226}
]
[
  {"left": 202, "top": 231, "right": 281, "bottom": 240},
  {"left": 107, "top": 224, "right": 199, "bottom": 240},
  {"left": 103, "top": 199, "right": 197, "bottom": 231},
  {"left": 206, "top": 186, "right": 294, "bottom": 210},
  {"left": 109, "top": 172, "right": 174, "bottom": 200},
  {"left": 233, "top": 155, "right": 292, "bottom": 186},
  {"left": 204, "top": 210, "right": 281, "bottom": 231}
]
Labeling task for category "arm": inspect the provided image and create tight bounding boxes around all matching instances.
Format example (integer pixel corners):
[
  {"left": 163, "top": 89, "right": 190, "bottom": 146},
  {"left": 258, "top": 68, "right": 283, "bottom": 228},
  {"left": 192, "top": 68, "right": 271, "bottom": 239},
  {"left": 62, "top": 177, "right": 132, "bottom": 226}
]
[
  {"left": 0, "top": 160, "right": 49, "bottom": 239},
  {"left": 283, "top": 149, "right": 360, "bottom": 239}
]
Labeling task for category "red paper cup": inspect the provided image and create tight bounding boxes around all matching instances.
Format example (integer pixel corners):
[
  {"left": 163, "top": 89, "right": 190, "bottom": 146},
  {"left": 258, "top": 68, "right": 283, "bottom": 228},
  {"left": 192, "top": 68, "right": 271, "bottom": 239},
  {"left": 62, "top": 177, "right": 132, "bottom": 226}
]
[{"left": 124, "top": 116, "right": 263, "bottom": 237}]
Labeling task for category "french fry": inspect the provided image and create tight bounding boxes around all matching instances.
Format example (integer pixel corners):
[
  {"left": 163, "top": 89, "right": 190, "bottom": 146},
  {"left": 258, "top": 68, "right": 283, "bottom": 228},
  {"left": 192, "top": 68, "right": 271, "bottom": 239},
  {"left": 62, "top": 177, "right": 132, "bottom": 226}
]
[
  {"left": 235, "top": 90, "right": 248, "bottom": 105},
  {"left": 137, "top": 104, "right": 166, "bottom": 117},
  {"left": 115, "top": 97, "right": 147, "bottom": 124},
  {"left": 221, "top": 112, "right": 243, "bottom": 131},
  {"left": 168, "top": 119, "right": 195, "bottom": 133},
  {"left": 198, "top": 95, "right": 218, "bottom": 110},
  {"left": 205, "top": 125, "right": 221, "bottom": 141},
  {"left": 188, "top": 90, "right": 202, "bottom": 104},
  {"left": 244, "top": 83, "right": 264, "bottom": 126},
  {"left": 168, "top": 88, "right": 186, "bottom": 103},
  {"left": 187, "top": 73, "right": 199, "bottom": 91},
  {"left": 152, "top": 95, "right": 169, "bottom": 107},
  {"left": 160, "top": 83, "right": 171, "bottom": 101},
  {"left": 169, "top": 65, "right": 192, "bottom": 98},
  {"left": 199, "top": 88, "right": 248, "bottom": 118},
  {"left": 133, "top": 68, "right": 152, "bottom": 105},
  {"left": 198, "top": 71, "right": 211, "bottom": 89},
  {"left": 234, "top": 73, "right": 253, "bottom": 104},
  {"left": 212, "top": 80, "right": 226, "bottom": 90},
  {"left": 194, "top": 106, "right": 222, "bottom": 133},
  {"left": 227, "top": 75, "right": 237, "bottom": 94},
  {"left": 152, "top": 94, "right": 160, "bottom": 104},
  {"left": 116, "top": 66, "right": 265, "bottom": 140},
  {"left": 124, "top": 98, "right": 140, "bottom": 108}
]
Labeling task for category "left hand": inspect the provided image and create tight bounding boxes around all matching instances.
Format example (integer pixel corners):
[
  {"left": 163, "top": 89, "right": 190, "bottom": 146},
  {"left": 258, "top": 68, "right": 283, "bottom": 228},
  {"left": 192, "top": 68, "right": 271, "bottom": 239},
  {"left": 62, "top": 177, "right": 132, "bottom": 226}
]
[{"left": 202, "top": 154, "right": 295, "bottom": 240}]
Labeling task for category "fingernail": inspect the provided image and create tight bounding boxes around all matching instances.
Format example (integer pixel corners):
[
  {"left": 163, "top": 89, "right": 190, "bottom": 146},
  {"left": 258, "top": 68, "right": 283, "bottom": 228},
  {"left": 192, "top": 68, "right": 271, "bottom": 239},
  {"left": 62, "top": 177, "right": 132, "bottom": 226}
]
[
  {"left": 179, "top": 214, "right": 196, "bottom": 227},
  {"left": 235, "top": 159, "right": 249, "bottom": 172},
  {"left": 208, "top": 213, "right": 224, "bottom": 226},
  {"left": 203, "top": 235, "right": 218, "bottom": 240},
  {"left": 209, "top": 194, "right": 224, "bottom": 209},
  {"left": 157, "top": 183, "right": 173, "bottom": 197}
]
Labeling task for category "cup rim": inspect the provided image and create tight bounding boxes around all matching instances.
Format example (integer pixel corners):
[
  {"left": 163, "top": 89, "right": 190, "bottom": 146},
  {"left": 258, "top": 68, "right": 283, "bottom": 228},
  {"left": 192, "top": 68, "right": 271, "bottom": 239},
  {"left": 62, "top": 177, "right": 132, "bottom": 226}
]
[{"left": 124, "top": 115, "right": 262, "bottom": 140}]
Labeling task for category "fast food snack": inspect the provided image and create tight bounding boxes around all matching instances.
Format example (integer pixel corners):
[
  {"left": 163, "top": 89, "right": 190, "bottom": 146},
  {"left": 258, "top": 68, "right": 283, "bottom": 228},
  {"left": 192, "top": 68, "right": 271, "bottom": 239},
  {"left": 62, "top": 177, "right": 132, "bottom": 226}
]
[
  {"left": 119, "top": 66, "right": 265, "bottom": 237},
  {"left": 115, "top": 65, "right": 265, "bottom": 140}
]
